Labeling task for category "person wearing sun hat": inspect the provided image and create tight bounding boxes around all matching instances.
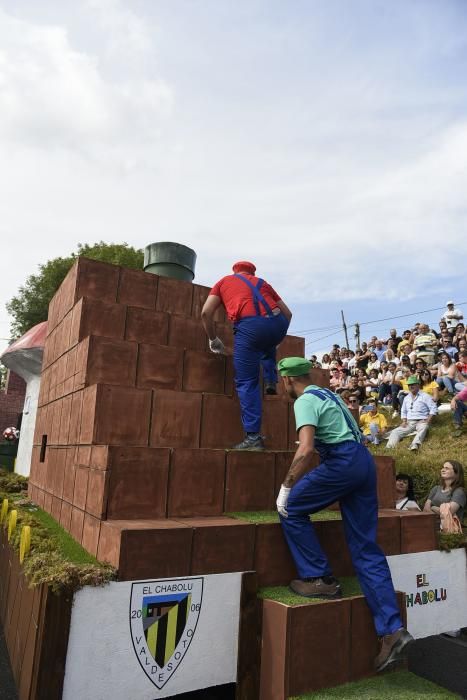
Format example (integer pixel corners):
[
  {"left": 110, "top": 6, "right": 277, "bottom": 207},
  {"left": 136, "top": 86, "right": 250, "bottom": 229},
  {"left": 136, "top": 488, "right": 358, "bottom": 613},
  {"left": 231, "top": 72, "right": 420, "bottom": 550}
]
[
  {"left": 386, "top": 375, "right": 438, "bottom": 450},
  {"left": 275, "top": 356, "right": 413, "bottom": 672},
  {"left": 442, "top": 301, "right": 463, "bottom": 331},
  {"left": 201, "top": 261, "right": 292, "bottom": 449}
]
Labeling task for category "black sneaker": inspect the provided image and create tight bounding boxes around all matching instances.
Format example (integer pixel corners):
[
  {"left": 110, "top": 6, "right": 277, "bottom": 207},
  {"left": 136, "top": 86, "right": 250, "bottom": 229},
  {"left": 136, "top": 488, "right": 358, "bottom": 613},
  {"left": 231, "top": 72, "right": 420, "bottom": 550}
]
[
  {"left": 265, "top": 383, "right": 278, "bottom": 395},
  {"left": 232, "top": 434, "right": 265, "bottom": 450}
]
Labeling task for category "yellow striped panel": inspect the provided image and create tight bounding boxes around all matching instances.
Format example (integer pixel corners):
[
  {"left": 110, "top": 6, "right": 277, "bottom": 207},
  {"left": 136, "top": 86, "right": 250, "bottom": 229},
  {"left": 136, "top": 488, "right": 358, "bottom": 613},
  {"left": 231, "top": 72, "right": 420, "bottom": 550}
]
[
  {"left": 186, "top": 594, "right": 191, "bottom": 621},
  {"left": 147, "top": 620, "right": 158, "bottom": 658},
  {"left": 164, "top": 604, "right": 178, "bottom": 664}
]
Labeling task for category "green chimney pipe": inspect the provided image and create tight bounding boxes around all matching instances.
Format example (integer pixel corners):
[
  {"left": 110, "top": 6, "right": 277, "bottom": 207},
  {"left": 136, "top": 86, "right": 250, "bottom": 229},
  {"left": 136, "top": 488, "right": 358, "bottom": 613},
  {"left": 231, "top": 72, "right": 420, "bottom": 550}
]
[{"left": 143, "top": 242, "right": 197, "bottom": 282}]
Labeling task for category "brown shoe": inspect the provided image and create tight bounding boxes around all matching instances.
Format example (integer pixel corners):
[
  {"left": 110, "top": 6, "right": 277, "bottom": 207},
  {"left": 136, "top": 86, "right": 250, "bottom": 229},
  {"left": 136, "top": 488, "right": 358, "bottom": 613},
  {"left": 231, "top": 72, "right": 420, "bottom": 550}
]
[
  {"left": 289, "top": 576, "right": 342, "bottom": 599},
  {"left": 374, "top": 628, "right": 414, "bottom": 672}
]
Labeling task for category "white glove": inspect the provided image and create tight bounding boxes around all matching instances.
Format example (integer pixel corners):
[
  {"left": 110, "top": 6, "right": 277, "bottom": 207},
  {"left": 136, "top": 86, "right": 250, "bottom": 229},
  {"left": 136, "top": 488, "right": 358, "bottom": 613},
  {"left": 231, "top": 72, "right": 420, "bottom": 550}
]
[
  {"left": 209, "top": 337, "right": 225, "bottom": 354},
  {"left": 276, "top": 485, "right": 291, "bottom": 518}
]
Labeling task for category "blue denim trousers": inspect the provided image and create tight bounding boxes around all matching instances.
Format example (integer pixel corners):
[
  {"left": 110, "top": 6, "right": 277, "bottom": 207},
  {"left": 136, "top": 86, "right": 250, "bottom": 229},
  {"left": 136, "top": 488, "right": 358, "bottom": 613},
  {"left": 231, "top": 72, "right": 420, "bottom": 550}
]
[{"left": 280, "top": 440, "right": 402, "bottom": 636}]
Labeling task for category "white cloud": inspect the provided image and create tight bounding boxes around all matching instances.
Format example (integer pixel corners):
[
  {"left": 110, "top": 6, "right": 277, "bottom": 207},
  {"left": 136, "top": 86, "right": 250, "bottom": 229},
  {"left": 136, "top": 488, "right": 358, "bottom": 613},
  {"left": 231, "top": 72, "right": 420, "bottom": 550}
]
[{"left": 0, "top": 6, "right": 172, "bottom": 158}]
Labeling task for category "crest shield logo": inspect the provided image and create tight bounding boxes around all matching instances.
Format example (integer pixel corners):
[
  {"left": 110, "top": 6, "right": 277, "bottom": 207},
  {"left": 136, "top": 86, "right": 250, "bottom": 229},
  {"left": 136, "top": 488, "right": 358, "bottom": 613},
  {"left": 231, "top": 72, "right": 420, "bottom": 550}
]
[{"left": 130, "top": 577, "right": 203, "bottom": 689}]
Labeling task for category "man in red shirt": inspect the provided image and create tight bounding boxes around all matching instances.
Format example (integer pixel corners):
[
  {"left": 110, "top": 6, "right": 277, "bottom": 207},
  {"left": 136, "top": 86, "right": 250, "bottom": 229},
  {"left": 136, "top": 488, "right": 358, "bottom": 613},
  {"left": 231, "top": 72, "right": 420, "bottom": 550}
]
[{"left": 201, "top": 261, "right": 292, "bottom": 449}]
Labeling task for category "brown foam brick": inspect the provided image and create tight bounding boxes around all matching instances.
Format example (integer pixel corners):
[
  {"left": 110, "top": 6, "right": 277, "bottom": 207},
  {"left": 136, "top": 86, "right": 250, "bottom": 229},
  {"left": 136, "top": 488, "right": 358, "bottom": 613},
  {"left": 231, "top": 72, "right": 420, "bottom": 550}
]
[
  {"left": 177, "top": 517, "right": 256, "bottom": 575},
  {"left": 70, "top": 507, "right": 85, "bottom": 544},
  {"left": 80, "top": 336, "right": 138, "bottom": 388},
  {"left": 168, "top": 315, "right": 207, "bottom": 351},
  {"left": 74, "top": 257, "right": 120, "bottom": 304},
  {"left": 69, "top": 297, "right": 126, "bottom": 347},
  {"left": 167, "top": 448, "right": 226, "bottom": 517},
  {"left": 254, "top": 523, "right": 297, "bottom": 587},
  {"left": 117, "top": 267, "right": 158, "bottom": 309},
  {"left": 156, "top": 276, "right": 194, "bottom": 315},
  {"left": 85, "top": 469, "right": 109, "bottom": 519},
  {"left": 73, "top": 466, "right": 89, "bottom": 511},
  {"left": 374, "top": 455, "right": 396, "bottom": 508},
  {"left": 399, "top": 511, "right": 437, "bottom": 553},
  {"left": 136, "top": 343, "right": 183, "bottom": 391},
  {"left": 150, "top": 390, "right": 202, "bottom": 448},
  {"left": 224, "top": 451, "right": 275, "bottom": 512},
  {"left": 60, "top": 501, "right": 72, "bottom": 532},
  {"left": 200, "top": 394, "right": 243, "bottom": 449},
  {"left": 182, "top": 349, "right": 225, "bottom": 394},
  {"left": 97, "top": 519, "right": 193, "bottom": 580},
  {"left": 262, "top": 398, "right": 289, "bottom": 449},
  {"left": 191, "top": 284, "right": 226, "bottom": 322},
  {"left": 62, "top": 448, "right": 77, "bottom": 504},
  {"left": 276, "top": 334, "right": 305, "bottom": 361},
  {"left": 125, "top": 307, "right": 169, "bottom": 345},
  {"left": 260, "top": 598, "right": 352, "bottom": 699},
  {"left": 106, "top": 447, "right": 170, "bottom": 520},
  {"left": 81, "top": 514, "right": 101, "bottom": 557},
  {"left": 80, "top": 384, "right": 152, "bottom": 446}
]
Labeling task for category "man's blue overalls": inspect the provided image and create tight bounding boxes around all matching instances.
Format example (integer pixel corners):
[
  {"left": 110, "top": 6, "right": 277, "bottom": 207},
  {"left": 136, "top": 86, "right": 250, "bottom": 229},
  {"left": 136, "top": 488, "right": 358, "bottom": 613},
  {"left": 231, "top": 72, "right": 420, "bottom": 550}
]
[
  {"left": 280, "top": 387, "right": 403, "bottom": 637},
  {"left": 233, "top": 274, "right": 289, "bottom": 434}
]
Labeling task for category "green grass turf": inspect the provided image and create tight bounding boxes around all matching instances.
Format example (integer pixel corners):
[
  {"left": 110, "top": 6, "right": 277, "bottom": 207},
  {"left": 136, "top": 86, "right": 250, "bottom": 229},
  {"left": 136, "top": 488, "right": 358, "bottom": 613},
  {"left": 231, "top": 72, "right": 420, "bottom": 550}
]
[
  {"left": 24, "top": 504, "right": 98, "bottom": 566},
  {"left": 289, "top": 670, "right": 459, "bottom": 698},
  {"left": 258, "top": 577, "right": 361, "bottom": 605},
  {"left": 227, "top": 509, "right": 341, "bottom": 524}
]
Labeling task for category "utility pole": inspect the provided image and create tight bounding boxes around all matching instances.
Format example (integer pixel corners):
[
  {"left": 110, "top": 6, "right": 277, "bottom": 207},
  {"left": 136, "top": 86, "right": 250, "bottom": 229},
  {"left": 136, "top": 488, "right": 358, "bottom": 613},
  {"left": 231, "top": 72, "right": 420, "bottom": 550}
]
[
  {"left": 341, "top": 310, "right": 350, "bottom": 349},
  {"left": 354, "top": 322, "right": 361, "bottom": 351}
]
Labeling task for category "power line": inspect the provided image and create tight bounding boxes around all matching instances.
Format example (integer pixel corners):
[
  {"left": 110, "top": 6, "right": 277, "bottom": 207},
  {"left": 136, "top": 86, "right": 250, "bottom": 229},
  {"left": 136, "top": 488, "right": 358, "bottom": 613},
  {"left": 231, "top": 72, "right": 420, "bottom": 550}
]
[
  {"left": 296, "top": 300, "right": 466, "bottom": 345},
  {"left": 305, "top": 329, "right": 342, "bottom": 348},
  {"left": 289, "top": 323, "right": 342, "bottom": 335},
  {"left": 351, "top": 301, "right": 467, "bottom": 329}
]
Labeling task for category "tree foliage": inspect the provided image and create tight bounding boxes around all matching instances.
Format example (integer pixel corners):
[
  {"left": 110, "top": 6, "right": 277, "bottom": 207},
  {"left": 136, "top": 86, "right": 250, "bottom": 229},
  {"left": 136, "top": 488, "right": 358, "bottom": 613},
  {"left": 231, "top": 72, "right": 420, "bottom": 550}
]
[{"left": 6, "top": 242, "right": 144, "bottom": 338}]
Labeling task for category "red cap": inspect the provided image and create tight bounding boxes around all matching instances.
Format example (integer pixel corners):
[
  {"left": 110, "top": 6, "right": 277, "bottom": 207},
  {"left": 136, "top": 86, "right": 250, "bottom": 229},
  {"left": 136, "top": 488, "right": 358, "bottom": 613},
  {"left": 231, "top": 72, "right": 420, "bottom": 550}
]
[{"left": 232, "top": 260, "right": 256, "bottom": 274}]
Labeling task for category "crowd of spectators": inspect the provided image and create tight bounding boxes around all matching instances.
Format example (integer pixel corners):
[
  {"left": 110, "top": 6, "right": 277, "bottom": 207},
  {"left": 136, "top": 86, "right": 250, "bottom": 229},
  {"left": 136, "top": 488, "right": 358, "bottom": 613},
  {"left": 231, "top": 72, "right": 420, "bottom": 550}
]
[
  {"left": 309, "top": 301, "right": 467, "bottom": 443},
  {"left": 308, "top": 301, "right": 466, "bottom": 527},
  {"left": 311, "top": 301, "right": 467, "bottom": 532}
]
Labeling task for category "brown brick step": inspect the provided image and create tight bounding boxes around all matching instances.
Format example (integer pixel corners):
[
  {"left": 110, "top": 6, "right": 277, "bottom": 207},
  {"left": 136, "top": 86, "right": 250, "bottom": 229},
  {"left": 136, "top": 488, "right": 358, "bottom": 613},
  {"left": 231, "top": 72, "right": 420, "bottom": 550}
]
[
  {"left": 259, "top": 589, "right": 406, "bottom": 699},
  {"left": 86, "top": 509, "right": 437, "bottom": 583},
  {"left": 245, "top": 509, "right": 437, "bottom": 586},
  {"left": 35, "top": 386, "right": 297, "bottom": 452},
  {"left": 29, "top": 448, "right": 396, "bottom": 522},
  {"left": 39, "top": 329, "right": 319, "bottom": 406}
]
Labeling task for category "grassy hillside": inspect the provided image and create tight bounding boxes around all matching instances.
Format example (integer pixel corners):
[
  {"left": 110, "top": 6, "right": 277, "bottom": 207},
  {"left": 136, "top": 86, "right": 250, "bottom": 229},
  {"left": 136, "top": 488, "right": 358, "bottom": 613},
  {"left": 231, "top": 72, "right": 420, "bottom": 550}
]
[{"left": 370, "top": 411, "right": 466, "bottom": 505}]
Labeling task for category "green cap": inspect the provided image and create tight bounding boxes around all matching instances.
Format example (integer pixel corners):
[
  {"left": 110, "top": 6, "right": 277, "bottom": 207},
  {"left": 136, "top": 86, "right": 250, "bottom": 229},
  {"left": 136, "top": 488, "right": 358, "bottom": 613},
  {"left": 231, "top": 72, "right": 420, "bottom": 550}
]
[
  {"left": 407, "top": 375, "right": 420, "bottom": 385},
  {"left": 277, "top": 357, "right": 312, "bottom": 377}
]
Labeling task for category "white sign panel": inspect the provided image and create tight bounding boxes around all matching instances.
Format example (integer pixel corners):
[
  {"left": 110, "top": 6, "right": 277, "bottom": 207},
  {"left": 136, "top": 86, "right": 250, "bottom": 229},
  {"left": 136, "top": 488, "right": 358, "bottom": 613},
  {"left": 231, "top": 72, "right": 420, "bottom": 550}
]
[
  {"left": 387, "top": 549, "right": 467, "bottom": 639},
  {"left": 63, "top": 573, "right": 242, "bottom": 700}
]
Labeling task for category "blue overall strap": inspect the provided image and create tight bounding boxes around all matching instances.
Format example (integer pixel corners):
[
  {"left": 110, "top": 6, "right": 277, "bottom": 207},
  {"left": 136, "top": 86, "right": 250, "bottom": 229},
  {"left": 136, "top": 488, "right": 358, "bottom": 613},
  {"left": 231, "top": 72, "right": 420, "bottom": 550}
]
[
  {"left": 304, "top": 388, "right": 362, "bottom": 443},
  {"left": 234, "top": 273, "right": 274, "bottom": 317}
]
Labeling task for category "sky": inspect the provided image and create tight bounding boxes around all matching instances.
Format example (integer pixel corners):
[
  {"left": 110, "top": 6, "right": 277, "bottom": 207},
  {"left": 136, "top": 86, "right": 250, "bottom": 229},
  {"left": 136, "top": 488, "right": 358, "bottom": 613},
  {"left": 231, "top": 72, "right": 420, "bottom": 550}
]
[{"left": 0, "top": 0, "right": 466, "bottom": 355}]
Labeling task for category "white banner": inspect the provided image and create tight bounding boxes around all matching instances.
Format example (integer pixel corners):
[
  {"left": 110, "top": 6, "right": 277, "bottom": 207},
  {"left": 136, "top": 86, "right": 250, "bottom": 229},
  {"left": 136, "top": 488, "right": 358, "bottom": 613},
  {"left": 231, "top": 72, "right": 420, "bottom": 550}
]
[
  {"left": 63, "top": 573, "right": 242, "bottom": 700},
  {"left": 387, "top": 548, "right": 467, "bottom": 639}
]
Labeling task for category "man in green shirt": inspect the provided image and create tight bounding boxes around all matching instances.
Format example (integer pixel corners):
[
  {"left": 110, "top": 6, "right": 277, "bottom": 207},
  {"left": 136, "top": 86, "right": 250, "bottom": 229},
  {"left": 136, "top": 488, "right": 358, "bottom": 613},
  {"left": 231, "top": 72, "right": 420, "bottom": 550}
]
[{"left": 276, "top": 357, "right": 413, "bottom": 672}]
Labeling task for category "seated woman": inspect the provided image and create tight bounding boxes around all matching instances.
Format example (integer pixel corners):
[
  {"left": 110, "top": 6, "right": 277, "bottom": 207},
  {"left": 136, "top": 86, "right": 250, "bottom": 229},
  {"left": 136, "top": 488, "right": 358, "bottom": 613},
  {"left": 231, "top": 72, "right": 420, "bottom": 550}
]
[
  {"left": 423, "top": 460, "right": 466, "bottom": 525},
  {"left": 395, "top": 473, "right": 421, "bottom": 511},
  {"left": 321, "top": 353, "right": 331, "bottom": 370},
  {"left": 436, "top": 352, "right": 463, "bottom": 395},
  {"left": 378, "top": 361, "right": 398, "bottom": 408},
  {"left": 365, "top": 368, "right": 380, "bottom": 397},
  {"left": 367, "top": 352, "right": 381, "bottom": 372},
  {"left": 418, "top": 368, "right": 440, "bottom": 402},
  {"left": 359, "top": 399, "right": 387, "bottom": 445},
  {"left": 329, "top": 367, "right": 347, "bottom": 392}
]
